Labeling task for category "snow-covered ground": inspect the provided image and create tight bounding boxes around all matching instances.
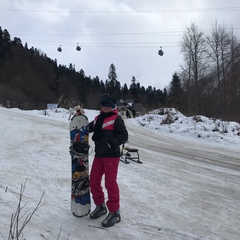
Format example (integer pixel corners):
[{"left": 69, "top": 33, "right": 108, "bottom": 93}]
[{"left": 0, "top": 107, "right": 240, "bottom": 240}]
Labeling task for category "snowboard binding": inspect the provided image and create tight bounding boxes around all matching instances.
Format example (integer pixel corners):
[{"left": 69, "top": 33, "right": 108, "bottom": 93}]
[{"left": 70, "top": 141, "right": 90, "bottom": 155}]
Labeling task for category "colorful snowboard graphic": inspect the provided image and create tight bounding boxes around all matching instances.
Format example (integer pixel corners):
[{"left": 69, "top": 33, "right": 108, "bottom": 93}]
[{"left": 69, "top": 115, "right": 90, "bottom": 217}]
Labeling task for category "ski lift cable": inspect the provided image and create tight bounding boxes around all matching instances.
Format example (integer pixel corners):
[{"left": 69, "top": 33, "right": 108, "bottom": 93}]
[{"left": 1, "top": 6, "right": 240, "bottom": 13}]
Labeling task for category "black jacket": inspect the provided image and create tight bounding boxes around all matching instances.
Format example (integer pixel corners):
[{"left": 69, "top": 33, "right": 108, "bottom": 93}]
[{"left": 89, "top": 111, "right": 128, "bottom": 158}]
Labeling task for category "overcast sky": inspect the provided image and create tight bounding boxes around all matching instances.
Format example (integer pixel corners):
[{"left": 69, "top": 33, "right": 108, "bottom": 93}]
[{"left": 1, "top": 0, "right": 240, "bottom": 90}]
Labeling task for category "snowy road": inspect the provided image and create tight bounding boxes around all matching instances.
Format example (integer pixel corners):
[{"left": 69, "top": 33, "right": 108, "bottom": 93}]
[
  {"left": 0, "top": 108, "right": 240, "bottom": 240},
  {"left": 122, "top": 120, "right": 240, "bottom": 240},
  {"left": 126, "top": 119, "right": 240, "bottom": 171}
]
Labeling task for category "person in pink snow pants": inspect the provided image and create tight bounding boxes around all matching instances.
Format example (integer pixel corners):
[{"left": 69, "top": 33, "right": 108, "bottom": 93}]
[{"left": 88, "top": 95, "right": 128, "bottom": 227}]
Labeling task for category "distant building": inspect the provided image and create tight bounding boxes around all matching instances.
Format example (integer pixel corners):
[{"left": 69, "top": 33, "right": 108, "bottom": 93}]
[
  {"left": 116, "top": 99, "right": 145, "bottom": 118},
  {"left": 47, "top": 103, "right": 58, "bottom": 109},
  {"left": 133, "top": 102, "right": 145, "bottom": 117}
]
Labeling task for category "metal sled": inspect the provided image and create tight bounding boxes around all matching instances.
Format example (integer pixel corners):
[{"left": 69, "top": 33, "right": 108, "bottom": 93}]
[{"left": 120, "top": 143, "right": 142, "bottom": 164}]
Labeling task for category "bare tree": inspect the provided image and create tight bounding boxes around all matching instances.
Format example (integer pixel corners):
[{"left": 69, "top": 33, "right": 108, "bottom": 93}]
[
  {"left": 179, "top": 51, "right": 193, "bottom": 113},
  {"left": 225, "top": 29, "right": 240, "bottom": 120},
  {"left": 205, "top": 21, "right": 230, "bottom": 117},
  {"left": 180, "top": 22, "right": 207, "bottom": 113},
  {"left": 206, "top": 22, "right": 240, "bottom": 119}
]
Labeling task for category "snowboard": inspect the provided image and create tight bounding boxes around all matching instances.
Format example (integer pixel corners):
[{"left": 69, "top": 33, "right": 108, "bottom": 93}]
[{"left": 69, "top": 114, "right": 91, "bottom": 217}]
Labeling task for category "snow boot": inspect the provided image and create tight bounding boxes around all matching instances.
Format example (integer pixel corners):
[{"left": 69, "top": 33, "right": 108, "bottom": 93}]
[
  {"left": 102, "top": 210, "right": 121, "bottom": 227},
  {"left": 90, "top": 203, "right": 107, "bottom": 219}
]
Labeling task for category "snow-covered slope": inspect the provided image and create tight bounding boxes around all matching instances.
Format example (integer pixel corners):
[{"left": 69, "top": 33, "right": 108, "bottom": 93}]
[{"left": 0, "top": 107, "right": 240, "bottom": 240}]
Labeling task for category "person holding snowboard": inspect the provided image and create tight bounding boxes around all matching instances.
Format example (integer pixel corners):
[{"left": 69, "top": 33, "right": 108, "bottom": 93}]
[
  {"left": 89, "top": 95, "right": 128, "bottom": 227},
  {"left": 68, "top": 104, "right": 85, "bottom": 120},
  {"left": 74, "top": 105, "right": 85, "bottom": 116}
]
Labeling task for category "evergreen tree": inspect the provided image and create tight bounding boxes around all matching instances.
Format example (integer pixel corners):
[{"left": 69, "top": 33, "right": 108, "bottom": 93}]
[
  {"left": 106, "top": 63, "right": 121, "bottom": 98},
  {"left": 122, "top": 83, "right": 129, "bottom": 96},
  {"left": 0, "top": 26, "right": 3, "bottom": 57},
  {"left": 2, "top": 29, "right": 11, "bottom": 44},
  {"left": 168, "top": 72, "right": 184, "bottom": 110},
  {"left": 0, "top": 28, "right": 11, "bottom": 58},
  {"left": 130, "top": 76, "right": 140, "bottom": 101},
  {"left": 108, "top": 63, "right": 117, "bottom": 83},
  {"left": 12, "top": 37, "right": 22, "bottom": 46}
]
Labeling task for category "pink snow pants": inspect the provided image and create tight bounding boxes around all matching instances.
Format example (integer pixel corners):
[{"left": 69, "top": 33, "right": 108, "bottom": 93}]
[{"left": 90, "top": 157, "right": 120, "bottom": 212}]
